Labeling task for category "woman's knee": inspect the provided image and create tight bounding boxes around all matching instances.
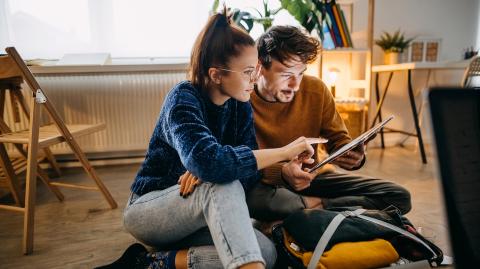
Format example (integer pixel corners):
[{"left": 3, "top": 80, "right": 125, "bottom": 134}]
[
  {"left": 208, "top": 180, "right": 246, "bottom": 201},
  {"left": 254, "top": 229, "right": 277, "bottom": 269},
  {"left": 123, "top": 208, "right": 150, "bottom": 245}
]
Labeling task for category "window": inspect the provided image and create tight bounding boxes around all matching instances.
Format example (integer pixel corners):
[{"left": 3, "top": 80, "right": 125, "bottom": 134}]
[{"left": 0, "top": 0, "right": 297, "bottom": 60}]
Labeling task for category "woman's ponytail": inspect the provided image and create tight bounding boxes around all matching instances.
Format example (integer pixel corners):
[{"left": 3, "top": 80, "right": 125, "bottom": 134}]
[{"left": 189, "top": 7, "right": 254, "bottom": 90}]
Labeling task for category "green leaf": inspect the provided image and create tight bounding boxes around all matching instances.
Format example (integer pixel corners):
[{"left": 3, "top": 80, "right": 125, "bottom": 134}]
[
  {"left": 263, "top": 0, "right": 269, "bottom": 16},
  {"left": 232, "top": 9, "right": 254, "bottom": 32},
  {"left": 211, "top": 0, "right": 219, "bottom": 14},
  {"left": 252, "top": 7, "right": 263, "bottom": 18},
  {"left": 271, "top": 7, "right": 283, "bottom": 16},
  {"left": 385, "top": 32, "right": 392, "bottom": 42}
]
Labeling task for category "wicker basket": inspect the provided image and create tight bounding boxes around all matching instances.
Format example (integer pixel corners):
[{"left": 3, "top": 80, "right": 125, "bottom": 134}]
[{"left": 336, "top": 102, "right": 368, "bottom": 138}]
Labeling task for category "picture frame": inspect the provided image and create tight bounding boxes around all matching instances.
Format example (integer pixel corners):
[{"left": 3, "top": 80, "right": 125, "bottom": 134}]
[{"left": 403, "top": 38, "right": 442, "bottom": 63}]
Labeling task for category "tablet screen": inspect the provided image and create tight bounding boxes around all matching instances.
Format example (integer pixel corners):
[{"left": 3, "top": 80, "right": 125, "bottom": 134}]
[{"left": 308, "top": 115, "right": 394, "bottom": 173}]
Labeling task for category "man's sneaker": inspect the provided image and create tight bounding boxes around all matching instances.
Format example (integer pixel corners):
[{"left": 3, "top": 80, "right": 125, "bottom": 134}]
[
  {"left": 95, "top": 243, "right": 150, "bottom": 269},
  {"left": 252, "top": 219, "right": 283, "bottom": 238}
]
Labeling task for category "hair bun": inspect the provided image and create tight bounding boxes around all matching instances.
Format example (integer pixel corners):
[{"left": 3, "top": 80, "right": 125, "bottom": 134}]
[{"left": 217, "top": 14, "right": 229, "bottom": 27}]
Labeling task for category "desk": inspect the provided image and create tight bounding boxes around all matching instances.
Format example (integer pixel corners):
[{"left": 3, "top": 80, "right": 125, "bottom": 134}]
[{"left": 371, "top": 61, "right": 469, "bottom": 163}]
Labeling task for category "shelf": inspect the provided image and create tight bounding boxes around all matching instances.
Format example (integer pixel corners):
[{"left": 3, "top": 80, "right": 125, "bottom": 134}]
[
  {"left": 318, "top": 0, "right": 374, "bottom": 102},
  {"left": 336, "top": 0, "right": 360, "bottom": 4},
  {"left": 27, "top": 57, "right": 189, "bottom": 74},
  {"left": 372, "top": 60, "right": 469, "bottom": 72},
  {"left": 335, "top": 97, "right": 368, "bottom": 105}
]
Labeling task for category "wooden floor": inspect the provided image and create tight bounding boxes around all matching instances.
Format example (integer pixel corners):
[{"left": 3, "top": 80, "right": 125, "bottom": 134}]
[{"left": 0, "top": 145, "right": 452, "bottom": 268}]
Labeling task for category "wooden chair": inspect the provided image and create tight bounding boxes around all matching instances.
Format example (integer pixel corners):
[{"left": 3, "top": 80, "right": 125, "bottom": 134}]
[
  {"left": 0, "top": 47, "right": 117, "bottom": 254},
  {"left": 0, "top": 76, "right": 65, "bottom": 205},
  {"left": 462, "top": 55, "right": 480, "bottom": 88}
]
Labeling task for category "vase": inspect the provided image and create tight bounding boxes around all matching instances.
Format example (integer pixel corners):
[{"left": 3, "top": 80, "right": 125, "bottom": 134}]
[{"left": 384, "top": 52, "right": 400, "bottom": 65}]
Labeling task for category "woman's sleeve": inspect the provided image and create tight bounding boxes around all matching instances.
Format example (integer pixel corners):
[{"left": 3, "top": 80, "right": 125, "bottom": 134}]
[
  {"left": 235, "top": 102, "right": 263, "bottom": 190},
  {"left": 166, "top": 95, "right": 258, "bottom": 183}
]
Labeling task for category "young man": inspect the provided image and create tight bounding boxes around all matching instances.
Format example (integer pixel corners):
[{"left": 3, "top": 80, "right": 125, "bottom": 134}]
[{"left": 247, "top": 26, "right": 412, "bottom": 223}]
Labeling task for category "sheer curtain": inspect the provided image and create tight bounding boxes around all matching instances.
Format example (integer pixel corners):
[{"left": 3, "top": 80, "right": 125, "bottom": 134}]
[
  {"left": 0, "top": 0, "right": 297, "bottom": 60},
  {"left": 0, "top": 0, "right": 212, "bottom": 59}
]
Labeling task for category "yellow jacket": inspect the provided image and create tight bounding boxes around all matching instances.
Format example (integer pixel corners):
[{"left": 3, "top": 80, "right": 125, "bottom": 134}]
[{"left": 284, "top": 232, "right": 399, "bottom": 269}]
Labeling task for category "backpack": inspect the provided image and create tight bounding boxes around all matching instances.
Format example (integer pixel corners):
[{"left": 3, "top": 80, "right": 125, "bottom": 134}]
[{"left": 272, "top": 207, "right": 443, "bottom": 269}]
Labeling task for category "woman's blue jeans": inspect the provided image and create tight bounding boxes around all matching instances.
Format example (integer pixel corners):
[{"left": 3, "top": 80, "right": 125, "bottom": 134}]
[{"left": 124, "top": 180, "right": 276, "bottom": 269}]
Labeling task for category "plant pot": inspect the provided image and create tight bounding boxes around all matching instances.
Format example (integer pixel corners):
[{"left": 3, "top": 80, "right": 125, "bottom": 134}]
[{"left": 384, "top": 52, "right": 400, "bottom": 65}]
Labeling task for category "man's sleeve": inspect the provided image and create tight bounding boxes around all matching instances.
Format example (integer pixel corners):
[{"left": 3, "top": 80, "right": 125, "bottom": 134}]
[{"left": 261, "top": 163, "right": 288, "bottom": 186}]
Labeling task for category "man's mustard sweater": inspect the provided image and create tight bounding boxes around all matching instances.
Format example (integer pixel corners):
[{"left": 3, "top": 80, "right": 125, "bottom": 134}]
[{"left": 251, "top": 75, "right": 351, "bottom": 185}]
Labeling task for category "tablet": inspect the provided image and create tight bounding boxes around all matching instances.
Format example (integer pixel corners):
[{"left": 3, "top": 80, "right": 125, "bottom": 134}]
[{"left": 308, "top": 115, "right": 394, "bottom": 173}]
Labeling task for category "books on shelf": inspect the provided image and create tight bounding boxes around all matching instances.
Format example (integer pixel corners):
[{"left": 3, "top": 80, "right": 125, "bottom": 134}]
[
  {"left": 322, "top": 0, "right": 353, "bottom": 49},
  {"left": 339, "top": 9, "right": 353, "bottom": 47},
  {"left": 322, "top": 19, "right": 336, "bottom": 50}
]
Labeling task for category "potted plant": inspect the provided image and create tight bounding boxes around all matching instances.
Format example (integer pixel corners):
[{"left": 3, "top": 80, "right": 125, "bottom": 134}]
[
  {"left": 279, "top": 0, "right": 324, "bottom": 39},
  {"left": 252, "top": 0, "right": 282, "bottom": 31},
  {"left": 375, "top": 30, "right": 414, "bottom": 64},
  {"left": 212, "top": 0, "right": 282, "bottom": 33}
]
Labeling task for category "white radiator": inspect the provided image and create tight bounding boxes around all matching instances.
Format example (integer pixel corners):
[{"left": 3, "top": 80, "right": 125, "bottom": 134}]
[{"left": 3, "top": 70, "right": 187, "bottom": 158}]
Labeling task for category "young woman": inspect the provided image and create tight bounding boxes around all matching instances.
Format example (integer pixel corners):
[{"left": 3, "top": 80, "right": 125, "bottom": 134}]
[{"left": 97, "top": 9, "right": 322, "bottom": 269}]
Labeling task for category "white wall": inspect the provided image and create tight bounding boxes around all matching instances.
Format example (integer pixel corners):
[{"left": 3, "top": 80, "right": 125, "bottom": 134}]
[
  {"left": 372, "top": 0, "right": 477, "bottom": 63},
  {"left": 354, "top": 0, "right": 478, "bottom": 146},
  {"left": 0, "top": 0, "right": 9, "bottom": 44},
  {"left": 477, "top": 0, "right": 480, "bottom": 48}
]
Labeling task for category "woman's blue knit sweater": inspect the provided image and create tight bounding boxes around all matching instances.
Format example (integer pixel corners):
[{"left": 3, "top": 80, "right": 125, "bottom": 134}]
[{"left": 131, "top": 81, "right": 261, "bottom": 196}]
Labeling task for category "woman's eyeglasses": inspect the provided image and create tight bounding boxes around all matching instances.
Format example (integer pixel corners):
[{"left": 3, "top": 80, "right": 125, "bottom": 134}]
[{"left": 217, "top": 65, "right": 262, "bottom": 82}]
